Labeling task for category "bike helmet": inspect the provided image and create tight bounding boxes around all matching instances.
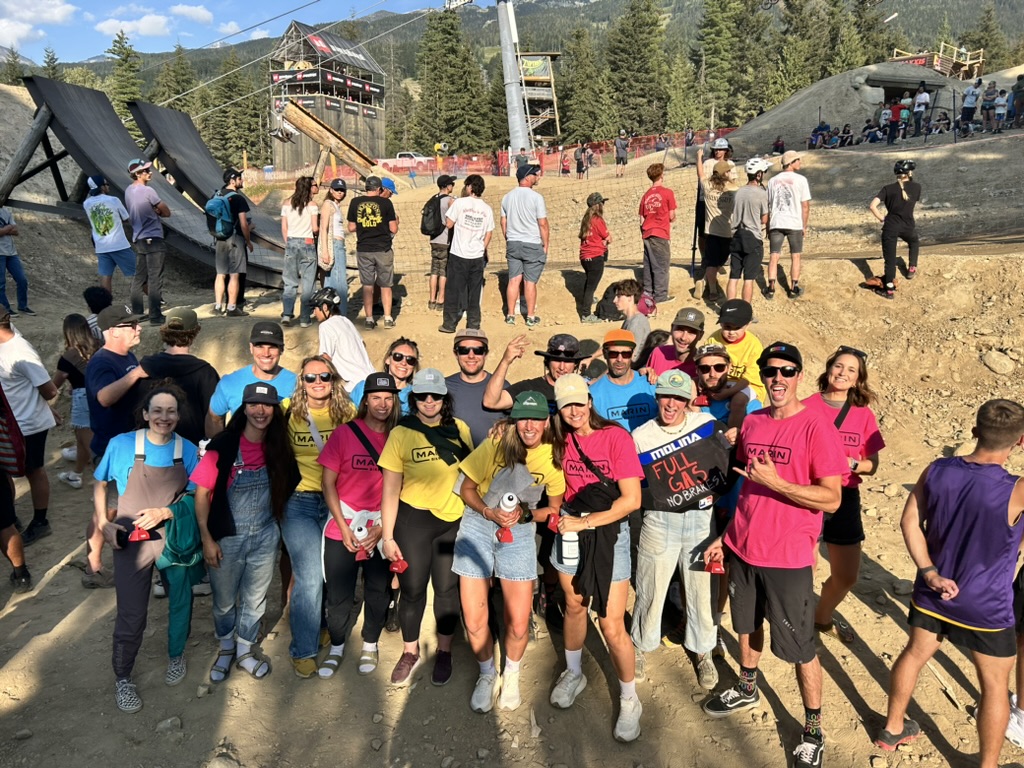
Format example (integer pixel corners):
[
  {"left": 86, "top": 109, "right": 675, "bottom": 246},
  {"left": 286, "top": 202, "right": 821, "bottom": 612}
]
[
  {"left": 711, "top": 138, "right": 730, "bottom": 151},
  {"left": 893, "top": 159, "right": 916, "bottom": 175},
  {"left": 311, "top": 287, "right": 341, "bottom": 309},
  {"left": 745, "top": 157, "right": 771, "bottom": 175}
]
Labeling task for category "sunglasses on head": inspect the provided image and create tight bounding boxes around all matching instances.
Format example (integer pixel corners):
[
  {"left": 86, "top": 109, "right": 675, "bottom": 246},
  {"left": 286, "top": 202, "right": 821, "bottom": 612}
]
[
  {"left": 836, "top": 345, "right": 868, "bottom": 362},
  {"left": 604, "top": 349, "right": 632, "bottom": 360},
  {"left": 697, "top": 363, "right": 729, "bottom": 374},
  {"left": 303, "top": 372, "right": 333, "bottom": 383},
  {"left": 760, "top": 365, "right": 800, "bottom": 379},
  {"left": 390, "top": 351, "right": 418, "bottom": 366},
  {"left": 455, "top": 345, "right": 487, "bottom": 356}
]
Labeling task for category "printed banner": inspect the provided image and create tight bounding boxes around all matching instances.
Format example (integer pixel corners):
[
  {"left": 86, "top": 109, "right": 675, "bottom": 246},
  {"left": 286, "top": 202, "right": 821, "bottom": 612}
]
[{"left": 638, "top": 420, "right": 733, "bottom": 513}]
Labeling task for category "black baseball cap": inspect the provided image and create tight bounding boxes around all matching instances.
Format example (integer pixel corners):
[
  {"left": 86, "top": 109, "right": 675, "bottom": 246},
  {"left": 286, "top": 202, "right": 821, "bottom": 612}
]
[
  {"left": 97, "top": 307, "right": 143, "bottom": 331},
  {"left": 718, "top": 299, "right": 753, "bottom": 327},
  {"left": 756, "top": 341, "right": 803, "bottom": 370},
  {"left": 363, "top": 372, "right": 399, "bottom": 394},
  {"left": 242, "top": 382, "right": 278, "bottom": 405},
  {"left": 249, "top": 321, "right": 285, "bottom": 348},
  {"left": 437, "top": 175, "right": 457, "bottom": 188},
  {"left": 223, "top": 168, "right": 242, "bottom": 184}
]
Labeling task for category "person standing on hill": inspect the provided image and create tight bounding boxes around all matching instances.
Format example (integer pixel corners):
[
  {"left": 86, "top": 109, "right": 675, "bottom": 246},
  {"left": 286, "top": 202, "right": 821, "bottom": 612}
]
[
  {"left": 614, "top": 130, "right": 630, "bottom": 178},
  {"left": 866, "top": 160, "right": 921, "bottom": 301},
  {"left": 280, "top": 176, "right": 319, "bottom": 328},
  {"left": 638, "top": 163, "right": 677, "bottom": 307},
  {"left": 212, "top": 169, "right": 253, "bottom": 317},
  {"left": 83, "top": 176, "right": 135, "bottom": 297},
  {"left": 440, "top": 175, "right": 494, "bottom": 334},
  {"left": 125, "top": 160, "right": 171, "bottom": 326},
  {"left": 0, "top": 207, "right": 31, "bottom": 318},
  {"left": 501, "top": 165, "right": 548, "bottom": 328},
  {"left": 347, "top": 176, "right": 398, "bottom": 330},
  {"left": 766, "top": 151, "right": 811, "bottom": 300},
  {"left": 427, "top": 175, "right": 457, "bottom": 312}
]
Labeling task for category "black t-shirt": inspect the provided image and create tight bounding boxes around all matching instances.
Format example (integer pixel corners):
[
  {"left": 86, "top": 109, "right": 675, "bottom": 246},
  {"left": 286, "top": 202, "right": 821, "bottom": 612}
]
[
  {"left": 58, "top": 349, "right": 88, "bottom": 390},
  {"left": 346, "top": 195, "right": 397, "bottom": 252},
  {"left": 877, "top": 181, "right": 921, "bottom": 230},
  {"left": 138, "top": 352, "right": 221, "bottom": 445},
  {"left": 204, "top": 187, "right": 251, "bottom": 238},
  {"left": 507, "top": 375, "right": 557, "bottom": 416}
]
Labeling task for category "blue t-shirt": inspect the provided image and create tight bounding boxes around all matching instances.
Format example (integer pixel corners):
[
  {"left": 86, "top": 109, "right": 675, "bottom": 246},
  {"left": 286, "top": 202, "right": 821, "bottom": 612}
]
[
  {"left": 349, "top": 379, "right": 412, "bottom": 416},
  {"left": 86, "top": 348, "right": 141, "bottom": 456},
  {"left": 209, "top": 365, "right": 297, "bottom": 418},
  {"left": 94, "top": 431, "right": 200, "bottom": 495},
  {"left": 589, "top": 373, "right": 657, "bottom": 432}
]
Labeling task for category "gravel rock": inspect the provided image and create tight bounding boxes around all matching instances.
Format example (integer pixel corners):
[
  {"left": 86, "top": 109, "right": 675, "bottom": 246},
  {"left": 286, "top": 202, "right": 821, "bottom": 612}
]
[
  {"left": 372, "top": 712, "right": 384, "bottom": 723},
  {"left": 196, "top": 684, "right": 212, "bottom": 698},
  {"left": 883, "top": 484, "right": 902, "bottom": 498},
  {"left": 371, "top": 739, "right": 383, "bottom": 751},
  {"left": 477, "top": 748, "right": 490, "bottom": 759},
  {"left": 441, "top": 758, "right": 455, "bottom": 768},
  {"left": 982, "top": 350, "right": 1014, "bottom": 375},
  {"left": 13, "top": 729, "right": 32, "bottom": 740},
  {"left": 156, "top": 716, "right": 182, "bottom": 732},
  {"left": 892, "top": 579, "right": 914, "bottom": 596}
]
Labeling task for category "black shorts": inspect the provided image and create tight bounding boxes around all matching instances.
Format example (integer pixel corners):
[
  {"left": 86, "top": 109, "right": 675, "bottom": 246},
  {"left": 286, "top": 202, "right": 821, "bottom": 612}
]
[
  {"left": 704, "top": 235, "right": 731, "bottom": 268},
  {"left": 729, "top": 230, "right": 764, "bottom": 281},
  {"left": 616, "top": 156, "right": 627, "bottom": 166},
  {"left": 576, "top": 160, "right": 585, "bottom": 174},
  {"left": 728, "top": 554, "right": 816, "bottom": 664},
  {"left": 822, "top": 486, "right": 865, "bottom": 546},
  {"left": 961, "top": 106, "right": 977, "bottom": 123},
  {"left": 1012, "top": 566, "right": 1024, "bottom": 632},
  {"left": 0, "top": 469, "right": 15, "bottom": 530},
  {"left": 908, "top": 604, "right": 1016, "bottom": 658},
  {"left": 695, "top": 199, "right": 707, "bottom": 236},
  {"left": 24, "top": 430, "right": 48, "bottom": 472}
]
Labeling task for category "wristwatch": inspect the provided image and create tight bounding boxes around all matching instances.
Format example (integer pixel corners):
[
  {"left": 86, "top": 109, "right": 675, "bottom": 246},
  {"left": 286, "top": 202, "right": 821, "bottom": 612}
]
[{"left": 850, "top": 459, "right": 860, "bottom": 472}]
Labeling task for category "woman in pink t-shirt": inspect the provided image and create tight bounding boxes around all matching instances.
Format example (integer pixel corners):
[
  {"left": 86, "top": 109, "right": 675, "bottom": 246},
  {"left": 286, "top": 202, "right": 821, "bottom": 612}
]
[
  {"left": 803, "top": 346, "right": 885, "bottom": 644},
  {"left": 317, "top": 372, "right": 401, "bottom": 678}
]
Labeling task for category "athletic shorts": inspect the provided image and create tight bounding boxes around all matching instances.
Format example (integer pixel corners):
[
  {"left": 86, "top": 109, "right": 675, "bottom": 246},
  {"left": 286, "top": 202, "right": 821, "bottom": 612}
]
[
  {"left": 695, "top": 199, "right": 707, "bottom": 236},
  {"left": 908, "top": 604, "right": 1015, "bottom": 658},
  {"left": 729, "top": 230, "right": 764, "bottom": 281},
  {"left": 728, "top": 554, "right": 816, "bottom": 664},
  {"left": 215, "top": 235, "right": 247, "bottom": 275},
  {"left": 24, "top": 430, "right": 48, "bottom": 472},
  {"left": 576, "top": 160, "right": 585, "bottom": 174},
  {"left": 0, "top": 466, "right": 15, "bottom": 530},
  {"left": 452, "top": 508, "right": 537, "bottom": 581},
  {"left": 704, "top": 234, "right": 731, "bottom": 268},
  {"left": 768, "top": 228, "right": 804, "bottom": 255},
  {"left": 97, "top": 247, "right": 137, "bottom": 278},
  {"left": 616, "top": 156, "right": 627, "bottom": 166},
  {"left": 1013, "top": 566, "right": 1024, "bottom": 632},
  {"left": 357, "top": 249, "right": 394, "bottom": 287},
  {"left": 70, "top": 387, "right": 90, "bottom": 430},
  {"left": 821, "top": 486, "right": 864, "bottom": 546},
  {"left": 506, "top": 241, "right": 547, "bottom": 284},
  {"left": 430, "top": 243, "right": 449, "bottom": 277},
  {"left": 961, "top": 106, "right": 977, "bottom": 123},
  {"left": 551, "top": 517, "right": 630, "bottom": 583}
]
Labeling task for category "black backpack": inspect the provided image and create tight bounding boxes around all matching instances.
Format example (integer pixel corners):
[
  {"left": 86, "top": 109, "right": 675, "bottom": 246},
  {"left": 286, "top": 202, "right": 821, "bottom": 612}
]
[
  {"left": 420, "top": 193, "right": 446, "bottom": 238},
  {"left": 596, "top": 284, "right": 624, "bottom": 321}
]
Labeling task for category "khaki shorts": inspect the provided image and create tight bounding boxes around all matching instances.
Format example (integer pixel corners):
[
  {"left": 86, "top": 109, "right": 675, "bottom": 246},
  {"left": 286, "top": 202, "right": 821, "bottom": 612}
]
[
  {"left": 357, "top": 249, "right": 394, "bottom": 287},
  {"left": 430, "top": 243, "right": 449, "bottom": 276}
]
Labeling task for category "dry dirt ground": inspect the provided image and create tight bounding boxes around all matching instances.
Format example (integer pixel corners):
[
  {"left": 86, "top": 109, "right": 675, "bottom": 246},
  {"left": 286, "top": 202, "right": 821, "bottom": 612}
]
[{"left": 1, "top": 83, "right": 1024, "bottom": 768}]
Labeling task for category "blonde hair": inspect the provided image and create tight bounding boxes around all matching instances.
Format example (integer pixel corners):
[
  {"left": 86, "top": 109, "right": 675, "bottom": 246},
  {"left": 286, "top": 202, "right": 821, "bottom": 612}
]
[
  {"left": 288, "top": 355, "right": 356, "bottom": 425},
  {"left": 897, "top": 173, "right": 913, "bottom": 201}
]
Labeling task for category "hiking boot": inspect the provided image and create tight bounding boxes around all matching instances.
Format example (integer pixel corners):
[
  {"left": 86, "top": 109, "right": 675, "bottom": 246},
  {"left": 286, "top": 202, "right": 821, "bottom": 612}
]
[
  {"left": 9, "top": 569, "right": 32, "bottom": 594},
  {"left": 764, "top": 284, "right": 776, "bottom": 300},
  {"left": 696, "top": 653, "right": 718, "bottom": 690},
  {"left": 21, "top": 521, "right": 51, "bottom": 546},
  {"left": 470, "top": 673, "right": 500, "bottom": 713},
  {"left": 438, "top": 325, "right": 457, "bottom": 334},
  {"left": 789, "top": 284, "right": 803, "bottom": 298},
  {"left": 390, "top": 652, "right": 421, "bottom": 686},
  {"left": 550, "top": 669, "right": 587, "bottom": 709},
  {"left": 82, "top": 568, "right": 115, "bottom": 589},
  {"left": 505, "top": 315, "right": 516, "bottom": 326},
  {"left": 702, "top": 684, "right": 760, "bottom": 717},
  {"left": 291, "top": 657, "right": 317, "bottom": 679},
  {"left": 613, "top": 696, "right": 642, "bottom": 742},
  {"left": 115, "top": 678, "right": 143, "bottom": 713},
  {"left": 166, "top": 655, "right": 187, "bottom": 687},
  {"left": 431, "top": 650, "right": 453, "bottom": 686},
  {"left": 791, "top": 734, "right": 824, "bottom": 767},
  {"left": 874, "top": 719, "right": 921, "bottom": 751},
  {"left": 499, "top": 670, "right": 522, "bottom": 711}
]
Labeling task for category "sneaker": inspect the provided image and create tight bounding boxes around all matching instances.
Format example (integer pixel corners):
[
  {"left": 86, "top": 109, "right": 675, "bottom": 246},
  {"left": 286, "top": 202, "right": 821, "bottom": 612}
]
[
  {"left": 299, "top": 318, "right": 311, "bottom": 328},
  {"left": 634, "top": 648, "right": 647, "bottom": 682},
  {"left": 17, "top": 307, "right": 36, "bottom": 316},
  {"left": 789, "top": 284, "right": 803, "bottom": 298},
  {"left": 659, "top": 295, "right": 676, "bottom": 304},
  {"left": 390, "top": 652, "right": 422, "bottom": 686},
  {"left": 165, "top": 655, "right": 187, "bottom": 687},
  {"left": 791, "top": 734, "right": 824, "bottom": 768},
  {"left": 438, "top": 325, "right": 457, "bottom": 334},
  {"left": 152, "top": 576, "right": 166, "bottom": 598},
  {"left": 499, "top": 670, "right": 522, "bottom": 711},
  {"left": 226, "top": 307, "right": 249, "bottom": 317},
  {"left": 906, "top": 266, "right": 917, "bottom": 280},
  {"left": 58, "top": 471, "right": 83, "bottom": 489},
  {"left": 580, "top": 314, "right": 600, "bottom": 323},
  {"left": 81, "top": 568, "right": 114, "bottom": 589},
  {"left": 149, "top": 315, "right": 167, "bottom": 326},
  {"left": 764, "top": 285, "right": 776, "bottom": 300},
  {"left": 364, "top": 318, "right": 376, "bottom": 330},
  {"left": 525, "top": 316, "right": 541, "bottom": 328},
  {"left": 1007, "top": 706, "right": 1024, "bottom": 747},
  {"left": 712, "top": 629, "right": 727, "bottom": 659},
  {"left": 470, "top": 672, "right": 501, "bottom": 713},
  {"left": 21, "top": 521, "right": 51, "bottom": 546},
  {"left": 4, "top": 307, "right": 17, "bottom": 317},
  {"left": 192, "top": 574, "right": 212, "bottom": 596},
  {"left": 383, "top": 316, "right": 395, "bottom": 329},
  {"left": 385, "top": 599, "right": 400, "bottom": 632},
  {"left": 505, "top": 315, "right": 516, "bottom": 326},
  {"left": 696, "top": 654, "right": 718, "bottom": 690},
  {"left": 431, "top": 650, "right": 453, "bottom": 686},
  {"left": 291, "top": 657, "right": 317, "bottom": 679},
  {"left": 9, "top": 569, "right": 32, "bottom": 594},
  {"left": 613, "top": 696, "right": 642, "bottom": 742},
  {"left": 702, "top": 684, "right": 761, "bottom": 718},
  {"left": 874, "top": 719, "right": 921, "bottom": 751},
  {"left": 61, "top": 446, "right": 78, "bottom": 463},
  {"left": 115, "top": 678, "right": 143, "bottom": 713},
  {"left": 281, "top": 315, "right": 293, "bottom": 327},
  {"left": 550, "top": 669, "right": 587, "bottom": 709}
]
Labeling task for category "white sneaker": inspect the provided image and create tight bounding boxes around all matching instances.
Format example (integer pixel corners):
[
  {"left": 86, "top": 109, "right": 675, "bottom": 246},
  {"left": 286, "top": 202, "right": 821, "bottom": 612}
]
[
  {"left": 58, "top": 471, "right": 83, "bottom": 489},
  {"left": 192, "top": 573, "right": 212, "bottom": 596},
  {"left": 152, "top": 576, "right": 167, "bottom": 599},
  {"left": 1007, "top": 705, "right": 1024, "bottom": 748},
  {"left": 550, "top": 669, "right": 587, "bottom": 709},
  {"left": 61, "top": 446, "right": 78, "bottom": 463},
  {"left": 613, "top": 696, "right": 642, "bottom": 742},
  {"left": 498, "top": 670, "right": 521, "bottom": 711},
  {"left": 470, "top": 673, "right": 500, "bottom": 713}
]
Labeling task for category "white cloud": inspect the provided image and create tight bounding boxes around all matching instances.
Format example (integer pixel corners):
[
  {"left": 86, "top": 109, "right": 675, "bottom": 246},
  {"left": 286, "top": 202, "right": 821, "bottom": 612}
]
[
  {"left": 250, "top": 28, "right": 269, "bottom": 40},
  {"left": 83, "top": 11, "right": 95, "bottom": 21},
  {"left": 95, "top": 14, "right": 171, "bottom": 36},
  {"left": 217, "top": 20, "right": 240, "bottom": 34},
  {"left": 0, "top": 20, "right": 43, "bottom": 49},
  {"left": 169, "top": 4, "right": 211, "bottom": 24},
  {"left": 109, "top": 3, "right": 153, "bottom": 14},
  {"left": 0, "top": 0, "right": 77, "bottom": 24}
]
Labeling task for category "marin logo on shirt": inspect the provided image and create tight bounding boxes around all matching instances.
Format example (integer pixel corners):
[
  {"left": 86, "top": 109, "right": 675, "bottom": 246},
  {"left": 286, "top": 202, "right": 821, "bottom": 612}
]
[
  {"left": 351, "top": 455, "right": 380, "bottom": 471},
  {"left": 294, "top": 430, "right": 334, "bottom": 446},
  {"left": 745, "top": 444, "right": 791, "bottom": 464},
  {"left": 607, "top": 403, "right": 653, "bottom": 422},
  {"left": 565, "top": 458, "right": 612, "bottom": 477},
  {"left": 840, "top": 431, "right": 861, "bottom": 447},
  {"left": 412, "top": 447, "right": 440, "bottom": 462}
]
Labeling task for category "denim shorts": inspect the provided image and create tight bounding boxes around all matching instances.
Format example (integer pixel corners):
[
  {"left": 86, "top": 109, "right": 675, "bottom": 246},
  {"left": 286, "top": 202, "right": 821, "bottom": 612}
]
[
  {"left": 70, "top": 387, "right": 90, "bottom": 429},
  {"left": 550, "top": 515, "right": 631, "bottom": 582},
  {"left": 97, "top": 247, "right": 137, "bottom": 278},
  {"left": 452, "top": 507, "right": 537, "bottom": 581}
]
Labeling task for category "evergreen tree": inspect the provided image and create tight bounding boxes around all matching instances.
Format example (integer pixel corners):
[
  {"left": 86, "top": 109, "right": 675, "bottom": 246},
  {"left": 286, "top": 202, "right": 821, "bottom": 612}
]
[
  {"left": 605, "top": 0, "right": 670, "bottom": 133},
  {"left": 665, "top": 53, "right": 703, "bottom": 130},
  {"left": 961, "top": 2, "right": 1012, "bottom": 71},
  {"left": 42, "top": 47, "right": 62, "bottom": 81},
  {"left": 853, "top": 0, "right": 900, "bottom": 64},
  {"left": 778, "top": 0, "right": 831, "bottom": 84},
  {"left": 105, "top": 31, "right": 144, "bottom": 142},
  {"left": 560, "top": 28, "right": 616, "bottom": 144},
  {"left": 149, "top": 44, "right": 199, "bottom": 113},
  {"left": 63, "top": 66, "right": 103, "bottom": 89},
  {"left": 384, "top": 83, "right": 415, "bottom": 156},
  {"left": 731, "top": 0, "right": 780, "bottom": 121},
  {"left": 825, "top": 0, "right": 865, "bottom": 76},
  {"left": 933, "top": 13, "right": 954, "bottom": 54},
  {"left": 2, "top": 47, "right": 24, "bottom": 86},
  {"left": 409, "top": 11, "right": 489, "bottom": 154},
  {"left": 204, "top": 51, "right": 252, "bottom": 167},
  {"left": 483, "top": 63, "right": 509, "bottom": 150},
  {"left": 690, "top": 0, "right": 741, "bottom": 127}
]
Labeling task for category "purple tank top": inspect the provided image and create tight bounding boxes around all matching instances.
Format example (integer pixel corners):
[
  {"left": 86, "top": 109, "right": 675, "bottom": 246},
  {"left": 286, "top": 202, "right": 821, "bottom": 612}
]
[{"left": 912, "top": 457, "right": 1022, "bottom": 630}]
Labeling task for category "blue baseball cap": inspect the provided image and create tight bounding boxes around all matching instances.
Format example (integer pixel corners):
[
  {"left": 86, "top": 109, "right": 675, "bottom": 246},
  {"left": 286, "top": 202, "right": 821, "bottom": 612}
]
[{"left": 381, "top": 178, "right": 398, "bottom": 195}]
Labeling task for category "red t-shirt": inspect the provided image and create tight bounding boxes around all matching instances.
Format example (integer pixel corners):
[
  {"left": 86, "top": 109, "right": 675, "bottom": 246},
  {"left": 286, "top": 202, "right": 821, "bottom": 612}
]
[
  {"left": 646, "top": 345, "right": 697, "bottom": 378},
  {"left": 317, "top": 419, "right": 388, "bottom": 540},
  {"left": 561, "top": 425, "right": 643, "bottom": 503},
  {"left": 638, "top": 186, "right": 677, "bottom": 240},
  {"left": 724, "top": 406, "right": 847, "bottom": 569},
  {"left": 579, "top": 216, "right": 609, "bottom": 260},
  {"left": 802, "top": 394, "right": 885, "bottom": 488}
]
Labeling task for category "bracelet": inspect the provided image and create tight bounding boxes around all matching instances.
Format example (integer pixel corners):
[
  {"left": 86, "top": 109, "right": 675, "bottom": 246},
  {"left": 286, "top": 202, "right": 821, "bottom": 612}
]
[{"left": 918, "top": 566, "right": 937, "bottom": 576}]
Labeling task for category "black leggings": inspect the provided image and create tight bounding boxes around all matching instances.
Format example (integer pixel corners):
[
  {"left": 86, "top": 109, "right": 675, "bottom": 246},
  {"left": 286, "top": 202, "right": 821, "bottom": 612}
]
[
  {"left": 393, "top": 502, "right": 460, "bottom": 641},
  {"left": 881, "top": 225, "right": 919, "bottom": 285},
  {"left": 323, "top": 536, "right": 391, "bottom": 645},
  {"left": 579, "top": 255, "right": 606, "bottom": 316}
]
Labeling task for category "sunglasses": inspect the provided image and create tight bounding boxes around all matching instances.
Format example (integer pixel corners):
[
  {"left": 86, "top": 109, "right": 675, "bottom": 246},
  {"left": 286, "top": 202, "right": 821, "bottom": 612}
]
[
  {"left": 604, "top": 350, "right": 632, "bottom": 360},
  {"left": 697, "top": 363, "right": 729, "bottom": 374},
  {"left": 414, "top": 393, "right": 443, "bottom": 402},
  {"left": 302, "top": 372, "right": 334, "bottom": 383},
  {"left": 455, "top": 345, "right": 487, "bottom": 356},
  {"left": 836, "top": 345, "right": 868, "bottom": 362},
  {"left": 390, "top": 352, "right": 418, "bottom": 366},
  {"left": 760, "top": 365, "right": 800, "bottom": 379}
]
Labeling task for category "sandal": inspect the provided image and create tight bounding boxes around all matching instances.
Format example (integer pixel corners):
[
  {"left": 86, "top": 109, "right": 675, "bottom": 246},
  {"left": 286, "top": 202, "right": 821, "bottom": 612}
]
[
  {"left": 235, "top": 650, "right": 272, "bottom": 679},
  {"left": 210, "top": 648, "right": 234, "bottom": 683},
  {"left": 358, "top": 649, "right": 379, "bottom": 676},
  {"left": 815, "top": 618, "right": 855, "bottom": 644},
  {"left": 318, "top": 653, "right": 344, "bottom": 679}
]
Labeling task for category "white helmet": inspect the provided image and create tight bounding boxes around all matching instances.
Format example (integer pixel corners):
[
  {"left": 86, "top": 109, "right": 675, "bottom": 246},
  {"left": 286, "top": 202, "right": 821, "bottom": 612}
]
[
  {"left": 711, "top": 138, "right": 730, "bottom": 150},
  {"left": 745, "top": 157, "right": 771, "bottom": 175}
]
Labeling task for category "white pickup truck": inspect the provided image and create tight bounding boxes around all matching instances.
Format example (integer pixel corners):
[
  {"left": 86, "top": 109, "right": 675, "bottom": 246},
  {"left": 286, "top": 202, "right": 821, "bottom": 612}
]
[{"left": 376, "top": 151, "right": 435, "bottom": 174}]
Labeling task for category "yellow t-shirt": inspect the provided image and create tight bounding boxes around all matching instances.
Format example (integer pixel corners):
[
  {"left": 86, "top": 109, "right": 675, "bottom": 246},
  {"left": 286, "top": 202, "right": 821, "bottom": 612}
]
[
  {"left": 286, "top": 404, "right": 346, "bottom": 492},
  {"left": 459, "top": 437, "right": 566, "bottom": 502},
  {"left": 378, "top": 420, "right": 474, "bottom": 522},
  {"left": 708, "top": 329, "right": 766, "bottom": 404}
]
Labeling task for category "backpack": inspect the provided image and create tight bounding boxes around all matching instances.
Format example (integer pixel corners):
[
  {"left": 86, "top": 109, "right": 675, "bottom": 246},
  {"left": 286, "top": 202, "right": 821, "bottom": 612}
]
[
  {"left": 573, "top": 146, "right": 583, "bottom": 162},
  {"left": 595, "top": 284, "right": 623, "bottom": 321},
  {"left": 637, "top": 291, "right": 657, "bottom": 317},
  {"left": 204, "top": 190, "right": 238, "bottom": 241},
  {"left": 420, "top": 193, "right": 446, "bottom": 238}
]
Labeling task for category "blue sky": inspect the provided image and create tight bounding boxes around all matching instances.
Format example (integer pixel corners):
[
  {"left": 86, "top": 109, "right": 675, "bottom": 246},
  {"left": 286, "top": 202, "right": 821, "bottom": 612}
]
[{"left": 1, "top": 0, "right": 437, "bottom": 64}]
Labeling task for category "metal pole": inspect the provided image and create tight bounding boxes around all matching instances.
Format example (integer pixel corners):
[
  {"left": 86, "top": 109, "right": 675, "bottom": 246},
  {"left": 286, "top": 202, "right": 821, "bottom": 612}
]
[
  {"left": 496, "top": 0, "right": 530, "bottom": 153},
  {"left": 952, "top": 89, "right": 958, "bottom": 145}
]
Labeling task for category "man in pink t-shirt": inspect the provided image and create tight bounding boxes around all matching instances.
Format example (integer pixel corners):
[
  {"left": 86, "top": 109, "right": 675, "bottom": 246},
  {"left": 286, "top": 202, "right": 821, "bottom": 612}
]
[
  {"left": 702, "top": 342, "right": 845, "bottom": 768},
  {"left": 638, "top": 163, "right": 677, "bottom": 304}
]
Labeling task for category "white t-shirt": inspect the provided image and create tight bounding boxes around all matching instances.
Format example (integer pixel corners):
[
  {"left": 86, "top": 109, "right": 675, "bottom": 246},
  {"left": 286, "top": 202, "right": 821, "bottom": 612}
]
[
  {"left": 83, "top": 194, "right": 132, "bottom": 253},
  {"left": 767, "top": 171, "right": 812, "bottom": 231},
  {"left": 995, "top": 96, "right": 1008, "bottom": 114},
  {"left": 0, "top": 334, "right": 57, "bottom": 436},
  {"left": 281, "top": 203, "right": 317, "bottom": 239},
  {"left": 500, "top": 187, "right": 547, "bottom": 245},
  {"left": 318, "top": 316, "right": 374, "bottom": 392},
  {"left": 446, "top": 196, "right": 495, "bottom": 260},
  {"left": 963, "top": 85, "right": 982, "bottom": 108},
  {"left": 913, "top": 92, "right": 930, "bottom": 113}
]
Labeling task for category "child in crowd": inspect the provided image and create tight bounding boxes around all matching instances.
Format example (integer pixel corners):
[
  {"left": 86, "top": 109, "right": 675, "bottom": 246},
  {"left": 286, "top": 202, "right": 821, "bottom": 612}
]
[
  {"left": 610, "top": 278, "right": 650, "bottom": 363},
  {"left": 83, "top": 285, "right": 113, "bottom": 341},
  {"left": 707, "top": 299, "right": 765, "bottom": 404},
  {"left": 995, "top": 90, "right": 1008, "bottom": 133}
]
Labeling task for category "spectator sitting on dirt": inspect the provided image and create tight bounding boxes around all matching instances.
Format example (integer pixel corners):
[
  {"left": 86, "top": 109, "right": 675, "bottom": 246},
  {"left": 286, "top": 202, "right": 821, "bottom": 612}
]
[
  {"left": 823, "top": 129, "right": 841, "bottom": 149},
  {"left": 932, "top": 112, "right": 951, "bottom": 133},
  {"left": 859, "top": 120, "right": 882, "bottom": 144},
  {"left": 806, "top": 121, "right": 831, "bottom": 150},
  {"left": 838, "top": 124, "right": 854, "bottom": 147},
  {"left": 770, "top": 137, "right": 785, "bottom": 155}
]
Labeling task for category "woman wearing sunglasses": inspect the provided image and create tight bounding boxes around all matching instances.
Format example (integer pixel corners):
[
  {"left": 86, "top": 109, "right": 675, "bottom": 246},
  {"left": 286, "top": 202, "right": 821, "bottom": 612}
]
[
  {"left": 282, "top": 356, "right": 356, "bottom": 678},
  {"left": 803, "top": 346, "right": 884, "bottom": 644},
  {"left": 379, "top": 369, "right": 473, "bottom": 687},
  {"left": 349, "top": 337, "right": 419, "bottom": 415}
]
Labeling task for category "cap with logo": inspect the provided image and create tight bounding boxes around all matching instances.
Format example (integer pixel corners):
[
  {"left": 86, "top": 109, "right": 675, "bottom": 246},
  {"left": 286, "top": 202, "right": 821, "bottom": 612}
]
[
  {"left": 671, "top": 307, "right": 705, "bottom": 331},
  {"left": 242, "top": 382, "right": 279, "bottom": 405},
  {"left": 381, "top": 178, "right": 398, "bottom": 195},
  {"left": 163, "top": 307, "right": 199, "bottom": 331},
  {"left": 364, "top": 175, "right": 383, "bottom": 191},
  {"left": 98, "top": 307, "right": 143, "bottom": 331},
  {"left": 693, "top": 343, "right": 731, "bottom": 363},
  {"left": 437, "top": 175, "right": 457, "bottom": 188},
  {"left": 602, "top": 329, "right": 636, "bottom": 349},
  {"left": 718, "top": 298, "right": 753, "bottom": 327},
  {"left": 781, "top": 150, "right": 801, "bottom": 167},
  {"left": 586, "top": 192, "right": 608, "bottom": 207},
  {"left": 411, "top": 368, "right": 447, "bottom": 396},
  {"left": 554, "top": 373, "right": 590, "bottom": 410},
  {"left": 329, "top": 178, "right": 347, "bottom": 192},
  {"left": 756, "top": 341, "right": 803, "bottom": 370},
  {"left": 510, "top": 390, "right": 549, "bottom": 420},
  {"left": 249, "top": 321, "right": 285, "bottom": 348},
  {"left": 655, "top": 370, "right": 694, "bottom": 399},
  {"left": 87, "top": 175, "right": 107, "bottom": 196},
  {"left": 516, "top": 164, "right": 541, "bottom": 182},
  {"left": 535, "top": 333, "right": 587, "bottom": 362},
  {"left": 223, "top": 168, "right": 242, "bottom": 184},
  {"left": 127, "top": 159, "right": 153, "bottom": 175},
  {"left": 454, "top": 328, "right": 488, "bottom": 345},
  {"left": 363, "top": 372, "right": 399, "bottom": 394}
]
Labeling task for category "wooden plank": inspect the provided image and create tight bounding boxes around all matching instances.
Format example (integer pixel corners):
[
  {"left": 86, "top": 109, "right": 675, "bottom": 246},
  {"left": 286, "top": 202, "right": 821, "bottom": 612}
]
[
  {"left": 40, "top": 133, "right": 68, "bottom": 201},
  {"left": 282, "top": 100, "right": 377, "bottom": 178},
  {"left": 0, "top": 104, "right": 53, "bottom": 206},
  {"left": 4, "top": 198, "right": 88, "bottom": 220}
]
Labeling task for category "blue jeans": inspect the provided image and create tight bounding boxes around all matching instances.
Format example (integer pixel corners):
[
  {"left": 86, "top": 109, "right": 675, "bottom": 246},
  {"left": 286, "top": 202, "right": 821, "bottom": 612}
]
[
  {"left": 282, "top": 238, "right": 316, "bottom": 321},
  {"left": 322, "top": 240, "right": 349, "bottom": 317},
  {"left": 208, "top": 465, "right": 280, "bottom": 644},
  {"left": 0, "top": 254, "right": 29, "bottom": 311},
  {"left": 631, "top": 508, "right": 717, "bottom": 655},
  {"left": 281, "top": 491, "right": 330, "bottom": 659}
]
